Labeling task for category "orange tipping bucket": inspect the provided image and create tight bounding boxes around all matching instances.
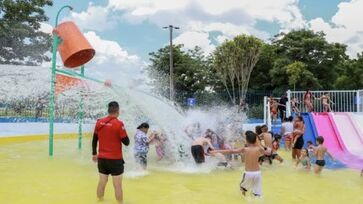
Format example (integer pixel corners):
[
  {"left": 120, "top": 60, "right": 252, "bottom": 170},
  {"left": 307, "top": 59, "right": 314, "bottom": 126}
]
[{"left": 53, "top": 21, "right": 95, "bottom": 68}]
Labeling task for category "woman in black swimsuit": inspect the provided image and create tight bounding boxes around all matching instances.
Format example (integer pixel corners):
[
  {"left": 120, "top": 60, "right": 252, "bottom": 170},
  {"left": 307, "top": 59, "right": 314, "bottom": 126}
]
[{"left": 292, "top": 116, "right": 305, "bottom": 160}]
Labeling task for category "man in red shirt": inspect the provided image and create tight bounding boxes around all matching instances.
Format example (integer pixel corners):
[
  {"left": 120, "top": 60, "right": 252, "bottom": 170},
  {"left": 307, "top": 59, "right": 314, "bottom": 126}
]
[{"left": 92, "top": 101, "right": 129, "bottom": 203}]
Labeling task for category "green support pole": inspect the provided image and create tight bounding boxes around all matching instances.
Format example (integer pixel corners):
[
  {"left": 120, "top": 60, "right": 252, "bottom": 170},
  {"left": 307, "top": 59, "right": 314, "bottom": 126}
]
[
  {"left": 49, "top": 35, "right": 59, "bottom": 156},
  {"left": 78, "top": 65, "right": 85, "bottom": 150},
  {"left": 48, "top": 5, "right": 72, "bottom": 156}
]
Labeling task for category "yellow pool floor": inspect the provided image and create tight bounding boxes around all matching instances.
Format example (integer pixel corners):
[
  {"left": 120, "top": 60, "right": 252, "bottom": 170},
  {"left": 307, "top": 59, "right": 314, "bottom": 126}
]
[{"left": 0, "top": 137, "right": 362, "bottom": 204}]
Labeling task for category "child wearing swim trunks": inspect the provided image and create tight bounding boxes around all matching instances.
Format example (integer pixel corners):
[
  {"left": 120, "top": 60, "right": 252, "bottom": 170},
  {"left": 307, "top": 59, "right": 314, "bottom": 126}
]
[
  {"left": 190, "top": 135, "right": 214, "bottom": 164},
  {"left": 271, "top": 135, "right": 283, "bottom": 163},
  {"left": 211, "top": 131, "right": 264, "bottom": 197},
  {"left": 295, "top": 149, "right": 311, "bottom": 170},
  {"left": 313, "top": 136, "right": 334, "bottom": 174}
]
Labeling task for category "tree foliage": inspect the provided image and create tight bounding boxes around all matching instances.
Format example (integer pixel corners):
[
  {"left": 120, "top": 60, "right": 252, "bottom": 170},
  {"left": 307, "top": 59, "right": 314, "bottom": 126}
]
[
  {"left": 271, "top": 30, "right": 347, "bottom": 90},
  {"left": 213, "top": 35, "right": 263, "bottom": 104},
  {"left": 335, "top": 52, "right": 363, "bottom": 90},
  {"left": 147, "top": 29, "right": 362, "bottom": 108},
  {"left": 147, "top": 45, "right": 215, "bottom": 105},
  {"left": 0, "top": 0, "right": 53, "bottom": 65}
]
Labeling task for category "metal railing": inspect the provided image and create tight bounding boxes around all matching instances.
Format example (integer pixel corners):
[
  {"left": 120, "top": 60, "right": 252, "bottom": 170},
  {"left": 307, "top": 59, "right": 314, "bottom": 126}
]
[
  {"left": 358, "top": 90, "right": 363, "bottom": 112},
  {"left": 263, "top": 89, "right": 363, "bottom": 126},
  {"left": 286, "top": 89, "right": 363, "bottom": 117}
]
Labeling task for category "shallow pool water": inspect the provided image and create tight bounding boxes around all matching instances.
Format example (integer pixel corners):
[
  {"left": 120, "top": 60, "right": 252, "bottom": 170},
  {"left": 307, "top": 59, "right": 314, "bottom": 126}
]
[{"left": 0, "top": 137, "right": 362, "bottom": 204}]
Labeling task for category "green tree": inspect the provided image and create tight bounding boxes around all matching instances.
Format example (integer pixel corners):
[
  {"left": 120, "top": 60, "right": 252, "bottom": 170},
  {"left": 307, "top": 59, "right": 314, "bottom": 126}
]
[
  {"left": 249, "top": 43, "right": 276, "bottom": 91},
  {"left": 286, "top": 61, "right": 320, "bottom": 91},
  {"left": 271, "top": 30, "right": 347, "bottom": 90},
  {"left": 0, "top": 0, "right": 53, "bottom": 65},
  {"left": 213, "top": 35, "right": 263, "bottom": 104},
  {"left": 147, "top": 45, "right": 214, "bottom": 105},
  {"left": 335, "top": 53, "right": 363, "bottom": 89}
]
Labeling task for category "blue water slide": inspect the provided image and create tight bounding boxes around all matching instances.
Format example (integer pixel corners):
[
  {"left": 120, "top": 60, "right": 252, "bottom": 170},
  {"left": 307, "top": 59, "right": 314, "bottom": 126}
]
[
  {"left": 301, "top": 112, "right": 317, "bottom": 147},
  {"left": 301, "top": 112, "right": 345, "bottom": 169}
]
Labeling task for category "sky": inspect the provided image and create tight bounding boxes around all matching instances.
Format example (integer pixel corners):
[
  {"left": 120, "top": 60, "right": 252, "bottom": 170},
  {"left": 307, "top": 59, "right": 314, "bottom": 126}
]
[{"left": 40, "top": 0, "right": 363, "bottom": 83}]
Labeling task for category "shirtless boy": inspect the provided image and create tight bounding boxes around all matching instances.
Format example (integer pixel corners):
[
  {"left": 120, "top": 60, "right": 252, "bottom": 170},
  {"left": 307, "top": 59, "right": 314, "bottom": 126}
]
[
  {"left": 191, "top": 135, "right": 214, "bottom": 164},
  {"left": 313, "top": 136, "right": 334, "bottom": 174},
  {"left": 259, "top": 125, "right": 273, "bottom": 164},
  {"left": 211, "top": 131, "right": 264, "bottom": 197}
]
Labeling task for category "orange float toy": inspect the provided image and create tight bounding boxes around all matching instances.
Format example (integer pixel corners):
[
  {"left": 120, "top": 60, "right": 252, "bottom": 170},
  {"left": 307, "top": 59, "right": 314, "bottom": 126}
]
[{"left": 53, "top": 21, "right": 95, "bottom": 68}]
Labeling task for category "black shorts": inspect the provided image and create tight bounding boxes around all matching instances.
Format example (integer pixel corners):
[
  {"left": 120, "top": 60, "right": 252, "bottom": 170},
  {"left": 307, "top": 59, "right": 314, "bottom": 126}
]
[
  {"left": 316, "top": 160, "right": 326, "bottom": 167},
  {"left": 97, "top": 158, "right": 124, "bottom": 176},
  {"left": 258, "top": 155, "right": 265, "bottom": 163},
  {"left": 134, "top": 153, "right": 148, "bottom": 167},
  {"left": 293, "top": 136, "right": 304, "bottom": 150},
  {"left": 271, "top": 153, "right": 278, "bottom": 160},
  {"left": 191, "top": 145, "right": 205, "bottom": 163}
]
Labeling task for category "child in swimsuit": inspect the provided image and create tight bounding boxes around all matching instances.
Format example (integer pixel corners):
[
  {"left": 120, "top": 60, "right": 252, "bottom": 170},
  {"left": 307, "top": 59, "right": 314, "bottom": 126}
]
[
  {"left": 271, "top": 135, "right": 283, "bottom": 163},
  {"left": 319, "top": 92, "right": 334, "bottom": 112},
  {"left": 295, "top": 149, "right": 311, "bottom": 170},
  {"left": 313, "top": 136, "right": 334, "bottom": 174},
  {"left": 270, "top": 99, "right": 278, "bottom": 122},
  {"left": 151, "top": 131, "right": 167, "bottom": 161},
  {"left": 210, "top": 131, "right": 265, "bottom": 197},
  {"left": 303, "top": 89, "right": 314, "bottom": 112},
  {"left": 306, "top": 141, "right": 315, "bottom": 158},
  {"left": 291, "top": 97, "right": 300, "bottom": 114}
]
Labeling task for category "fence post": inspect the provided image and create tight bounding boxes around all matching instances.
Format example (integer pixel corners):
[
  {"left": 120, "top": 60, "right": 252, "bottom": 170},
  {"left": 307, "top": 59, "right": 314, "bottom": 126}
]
[
  {"left": 267, "top": 98, "right": 272, "bottom": 130},
  {"left": 286, "top": 90, "right": 291, "bottom": 117},
  {"left": 263, "top": 96, "right": 267, "bottom": 124},
  {"left": 357, "top": 90, "right": 361, "bottom": 112}
]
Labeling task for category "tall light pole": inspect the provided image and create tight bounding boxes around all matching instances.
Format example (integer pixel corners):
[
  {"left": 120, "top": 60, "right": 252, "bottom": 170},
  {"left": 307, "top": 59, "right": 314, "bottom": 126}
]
[{"left": 163, "top": 25, "right": 179, "bottom": 101}]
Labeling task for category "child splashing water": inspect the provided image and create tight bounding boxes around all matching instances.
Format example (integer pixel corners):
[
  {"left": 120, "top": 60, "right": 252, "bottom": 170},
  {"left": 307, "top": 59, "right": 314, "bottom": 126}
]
[
  {"left": 258, "top": 125, "right": 273, "bottom": 165},
  {"left": 190, "top": 135, "right": 215, "bottom": 164},
  {"left": 149, "top": 131, "right": 167, "bottom": 161},
  {"left": 134, "top": 123, "right": 154, "bottom": 170},
  {"left": 271, "top": 135, "right": 283, "bottom": 163},
  {"left": 211, "top": 131, "right": 264, "bottom": 198}
]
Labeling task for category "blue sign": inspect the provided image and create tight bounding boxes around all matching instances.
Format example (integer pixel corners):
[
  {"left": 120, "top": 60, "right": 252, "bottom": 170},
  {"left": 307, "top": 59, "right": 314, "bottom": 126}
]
[{"left": 187, "top": 98, "right": 197, "bottom": 107}]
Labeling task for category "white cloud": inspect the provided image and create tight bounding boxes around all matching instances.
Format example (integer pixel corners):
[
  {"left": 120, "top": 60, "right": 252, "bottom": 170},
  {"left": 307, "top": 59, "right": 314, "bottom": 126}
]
[
  {"left": 108, "top": 0, "right": 304, "bottom": 28},
  {"left": 107, "top": 0, "right": 305, "bottom": 53},
  {"left": 84, "top": 31, "right": 139, "bottom": 64},
  {"left": 83, "top": 31, "right": 145, "bottom": 86},
  {"left": 308, "top": 0, "right": 363, "bottom": 57},
  {"left": 174, "top": 31, "right": 215, "bottom": 54},
  {"left": 65, "top": 3, "right": 117, "bottom": 31},
  {"left": 39, "top": 22, "right": 53, "bottom": 34}
]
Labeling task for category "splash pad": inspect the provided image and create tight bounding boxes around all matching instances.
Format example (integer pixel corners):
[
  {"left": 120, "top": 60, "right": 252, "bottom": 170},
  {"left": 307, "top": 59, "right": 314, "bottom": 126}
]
[
  {"left": 0, "top": 138, "right": 362, "bottom": 204},
  {"left": 1, "top": 6, "right": 363, "bottom": 204}
]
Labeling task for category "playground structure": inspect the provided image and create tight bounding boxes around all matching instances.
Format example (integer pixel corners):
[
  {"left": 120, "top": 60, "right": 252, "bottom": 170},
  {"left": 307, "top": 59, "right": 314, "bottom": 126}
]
[
  {"left": 263, "top": 89, "right": 363, "bottom": 169},
  {"left": 48, "top": 5, "right": 108, "bottom": 156}
]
